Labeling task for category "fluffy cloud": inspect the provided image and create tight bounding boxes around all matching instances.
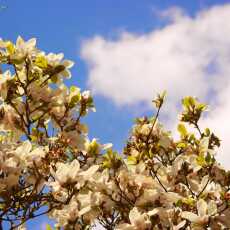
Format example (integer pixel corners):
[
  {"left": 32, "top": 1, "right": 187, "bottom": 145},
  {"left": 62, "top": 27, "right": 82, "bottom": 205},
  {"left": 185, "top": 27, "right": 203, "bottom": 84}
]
[{"left": 81, "top": 4, "right": 230, "bottom": 168}]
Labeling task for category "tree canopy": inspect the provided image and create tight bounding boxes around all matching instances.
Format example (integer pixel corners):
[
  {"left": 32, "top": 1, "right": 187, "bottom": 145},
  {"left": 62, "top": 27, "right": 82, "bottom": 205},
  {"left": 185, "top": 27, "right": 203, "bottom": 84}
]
[{"left": 0, "top": 37, "right": 229, "bottom": 230}]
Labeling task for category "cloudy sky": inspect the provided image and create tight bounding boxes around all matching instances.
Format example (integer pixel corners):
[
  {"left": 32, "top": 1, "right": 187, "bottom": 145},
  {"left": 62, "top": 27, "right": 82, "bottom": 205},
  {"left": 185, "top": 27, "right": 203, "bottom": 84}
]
[{"left": 1, "top": 0, "right": 230, "bottom": 228}]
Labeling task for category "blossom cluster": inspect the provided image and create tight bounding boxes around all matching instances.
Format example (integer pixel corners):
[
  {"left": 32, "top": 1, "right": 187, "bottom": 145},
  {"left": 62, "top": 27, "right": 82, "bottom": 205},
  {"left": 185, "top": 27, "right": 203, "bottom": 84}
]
[{"left": 0, "top": 37, "right": 229, "bottom": 230}]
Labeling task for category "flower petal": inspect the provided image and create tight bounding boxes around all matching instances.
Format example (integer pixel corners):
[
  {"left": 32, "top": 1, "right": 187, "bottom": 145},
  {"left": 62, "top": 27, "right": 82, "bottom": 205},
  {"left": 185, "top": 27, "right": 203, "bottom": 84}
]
[
  {"left": 197, "top": 199, "right": 207, "bottom": 217},
  {"left": 181, "top": 211, "right": 200, "bottom": 223}
]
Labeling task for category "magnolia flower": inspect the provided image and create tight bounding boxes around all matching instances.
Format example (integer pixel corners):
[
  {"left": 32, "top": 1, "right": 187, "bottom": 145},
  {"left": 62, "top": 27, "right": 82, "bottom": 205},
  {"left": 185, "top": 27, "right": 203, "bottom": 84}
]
[
  {"left": 46, "top": 53, "right": 74, "bottom": 79},
  {"left": 84, "top": 138, "right": 112, "bottom": 156},
  {"left": 79, "top": 165, "right": 99, "bottom": 181},
  {"left": 148, "top": 207, "right": 186, "bottom": 229},
  {"left": 81, "top": 90, "right": 96, "bottom": 112},
  {"left": 1, "top": 36, "right": 229, "bottom": 230},
  {"left": 205, "top": 181, "right": 222, "bottom": 200},
  {"left": 53, "top": 159, "right": 80, "bottom": 185},
  {"left": 14, "top": 140, "right": 32, "bottom": 158},
  {"left": 81, "top": 90, "right": 91, "bottom": 100},
  {"left": 91, "top": 169, "right": 112, "bottom": 193},
  {"left": 160, "top": 192, "right": 182, "bottom": 206},
  {"left": 52, "top": 159, "right": 99, "bottom": 186},
  {"left": 139, "top": 124, "right": 151, "bottom": 136},
  {"left": 0, "top": 36, "right": 37, "bottom": 63},
  {"left": 62, "top": 130, "right": 86, "bottom": 150},
  {"left": 159, "top": 134, "right": 172, "bottom": 149},
  {"left": 116, "top": 207, "right": 151, "bottom": 230},
  {"left": 0, "top": 104, "right": 19, "bottom": 132},
  {"left": 28, "top": 82, "right": 53, "bottom": 102},
  {"left": 181, "top": 199, "right": 217, "bottom": 227},
  {"left": 13, "top": 141, "right": 46, "bottom": 166},
  {"left": 0, "top": 173, "right": 19, "bottom": 189},
  {"left": 77, "top": 192, "right": 94, "bottom": 217},
  {"left": 74, "top": 190, "right": 111, "bottom": 223},
  {"left": 187, "top": 175, "right": 209, "bottom": 194},
  {"left": 199, "top": 137, "right": 210, "bottom": 154},
  {"left": 49, "top": 198, "right": 79, "bottom": 227},
  {"left": 61, "top": 59, "right": 74, "bottom": 78},
  {"left": 0, "top": 70, "right": 12, "bottom": 100},
  {"left": 135, "top": 189, "right": 158, "bottom": 206},
  {"left": 14, "top": 36, "right": 37, "bottom": 57},
  {"left": 16, "top": 224, "right": 26, "bottom": 230}
]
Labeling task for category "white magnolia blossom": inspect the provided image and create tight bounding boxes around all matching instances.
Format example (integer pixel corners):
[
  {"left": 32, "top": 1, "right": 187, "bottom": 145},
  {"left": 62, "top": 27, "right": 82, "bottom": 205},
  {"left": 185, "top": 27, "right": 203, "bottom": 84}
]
[
  {"left": 116, "top": 207, "right": 151, "bottom": 230},
  {"left": 0, "top": 36, "right": 229, "bottom": 230},
  {"left": 181, "top": 199, "right": 217, "bottom": 227}
]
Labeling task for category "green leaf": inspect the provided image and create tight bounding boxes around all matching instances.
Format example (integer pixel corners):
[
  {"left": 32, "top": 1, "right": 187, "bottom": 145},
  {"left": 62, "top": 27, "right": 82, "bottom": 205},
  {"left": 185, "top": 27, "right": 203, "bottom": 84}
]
[
  {"left": 152, "top": 91, "right": 167, "bottom": 108},
  {"left": 88, "top": 139, "right": 100, "bottom": 156},
  {"left": 175, "top": 199, "right": 182, "bottom": 207},
  {"left": 204, "top": 128, "right": 210, "bottom": 136},
  {"left": 127, "top": 156, "right": 137, "bottom": 165},
  {"left": 102, "top": 149, "right": 122, "bottom": 169},
  {"left": 196, "top": 154, "right": 206, "bottom": 167},
  {"left": 6, "top": 41, "right": 15, "bottom": 55},
  {"left": 182, "top": 97, "right": 190, "bottom": 108},
  {"left": 35, "top": 55, "right": 48, "bottom": 69},
  {"left": 51, "top": 74, "right": 58, "bottom": 83},
  {"left": 182, "top": 197, "right": 195, "bottom": 206},
  {"left": 197, "top": 103, "right": 207, "bottom": 111},
  {"left": 46, "top": 224, "right": 52, "bottom": 230},
  {"left": 177, "top": 123, "right": 187, "bottom": 137},
  {"left": 205, "top": 152, "right": 211, "bottom": 164},
  {"left": 177, "top": 142, "right": 186, "bottom": 148},
  {"left": 69, "top": 94, "right": 81, "bottom": 108},
  {"left": 70, "top": 85, "right": 79, "bottom": 93},
  {"left": 10, "top": 55, "right": 25, "bottom": 64}
]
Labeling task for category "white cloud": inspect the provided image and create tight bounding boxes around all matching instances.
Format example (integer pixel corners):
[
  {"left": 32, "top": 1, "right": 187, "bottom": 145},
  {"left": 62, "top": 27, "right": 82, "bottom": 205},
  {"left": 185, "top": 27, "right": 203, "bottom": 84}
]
[
  {"left": 153, "top": 5, "right": 186, "bottom": 22},
  {"left": 81, "top": 4, "right": 230, "bottom": 168}
]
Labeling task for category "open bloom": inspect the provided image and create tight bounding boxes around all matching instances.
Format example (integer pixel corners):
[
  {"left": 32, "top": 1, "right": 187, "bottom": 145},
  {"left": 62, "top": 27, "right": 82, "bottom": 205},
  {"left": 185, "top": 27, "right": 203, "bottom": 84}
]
[
  {"left": 14, "top": 36, "right": 37, "bottom": 57},
  {"left": 49, "top": 198, "right": 79, "bottom": 227},
  {"left": 46, "top": 52, "right": 74, "bottom": 79},
  {"left": 116, "top": 207, "right": 151, "bottom": 230},
  {"left": 52, "top": 159, "right": 99, "bottom": 186},
  {"left": 181, "top": 199, "right": 217, "bottom": 227},
  {"left": 53, "top": 159, "right": 80, "bottom": 185},
  {"left": 14, "top": 141, "right": 46, "bottom": 166}
]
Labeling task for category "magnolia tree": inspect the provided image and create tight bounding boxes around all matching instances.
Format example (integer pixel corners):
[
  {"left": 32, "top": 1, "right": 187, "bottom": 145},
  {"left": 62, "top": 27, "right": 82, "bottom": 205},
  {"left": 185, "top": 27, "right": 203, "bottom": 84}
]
[{"left": 0, "top": 37, "right": 229, "bottom": 230}]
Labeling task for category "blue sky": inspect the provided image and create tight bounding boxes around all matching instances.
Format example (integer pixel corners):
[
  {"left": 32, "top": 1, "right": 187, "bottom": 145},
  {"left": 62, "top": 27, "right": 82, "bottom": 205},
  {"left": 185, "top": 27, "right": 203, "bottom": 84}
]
[{"left": 1, "top": 0, "right": 230, "bottom": 228}]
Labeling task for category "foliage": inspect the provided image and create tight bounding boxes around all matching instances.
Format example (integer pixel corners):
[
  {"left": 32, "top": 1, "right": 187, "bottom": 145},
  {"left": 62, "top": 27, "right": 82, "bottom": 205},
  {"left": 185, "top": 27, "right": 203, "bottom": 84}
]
[{"left": 0, "top": 37, "right": 229, "bottom": 230}]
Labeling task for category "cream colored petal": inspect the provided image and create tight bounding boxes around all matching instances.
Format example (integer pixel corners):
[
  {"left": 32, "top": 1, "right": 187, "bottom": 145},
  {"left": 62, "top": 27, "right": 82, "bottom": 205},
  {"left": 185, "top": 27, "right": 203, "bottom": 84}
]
[
  {"left": 61, "top": 69, "right": 71, "bottom": 78},
  {"left": 200, "top": 175, "right": 209, "bottom": 191},
  {"left": 115, "top": 223, "right": 134, "bottom": 230},
  {"left": 62, "top": 60, "right": 74, "bottom": 68},
  {"left": 135, "top": 189, "right": 158, "bottom": 206},
  {"left": 197, "top": 199, "right": 207, "bottom": 217},
  {"left": 78, "top": 206, "right": 91, "bottom": 216},
  {"left": 56, "top": 53, "right": 64, "bottom": 61},
  {"left": 70, "top": 159, "right": 80, "bottom": 172},
  {"left": 173, "top": 220, "right": 186, "bottom": 230},
  {"left": 0, "top": 39, "right": 6, "bottom": 48},
  {"left": 148, "top": 208, "right": 159, "bottom": 216},
  {"left": 16, "top": 140, "right": 32, "bottom": 155},
  {"left": 207, "top": 200, "right": 217, "bottom": 216},
  {"left": 26, "top": 38, "right": 36, "bottom": 48},
  {"left": 16, "top": 36, "right": 24, "bottom": 47},
  {"left": 164, "top": 192, "right": 182, "bottom": 203},
  {"left": 102, "top": 143, "right": 113, "bottom": 150},
  {"left": 79, "top": 165, "right": 99, "bottom": 180},
  {"left": 181, "top": 211, "right": 200, "bottom": 223},
  {"left": 28, "top": 147, "right": 45, "bottom": 159},
  {"left": 199, "top": 137, "right": 209, "bottom": 154},
  {"left": 129, "top": 207, "right": 140, "bottom": 226}
]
